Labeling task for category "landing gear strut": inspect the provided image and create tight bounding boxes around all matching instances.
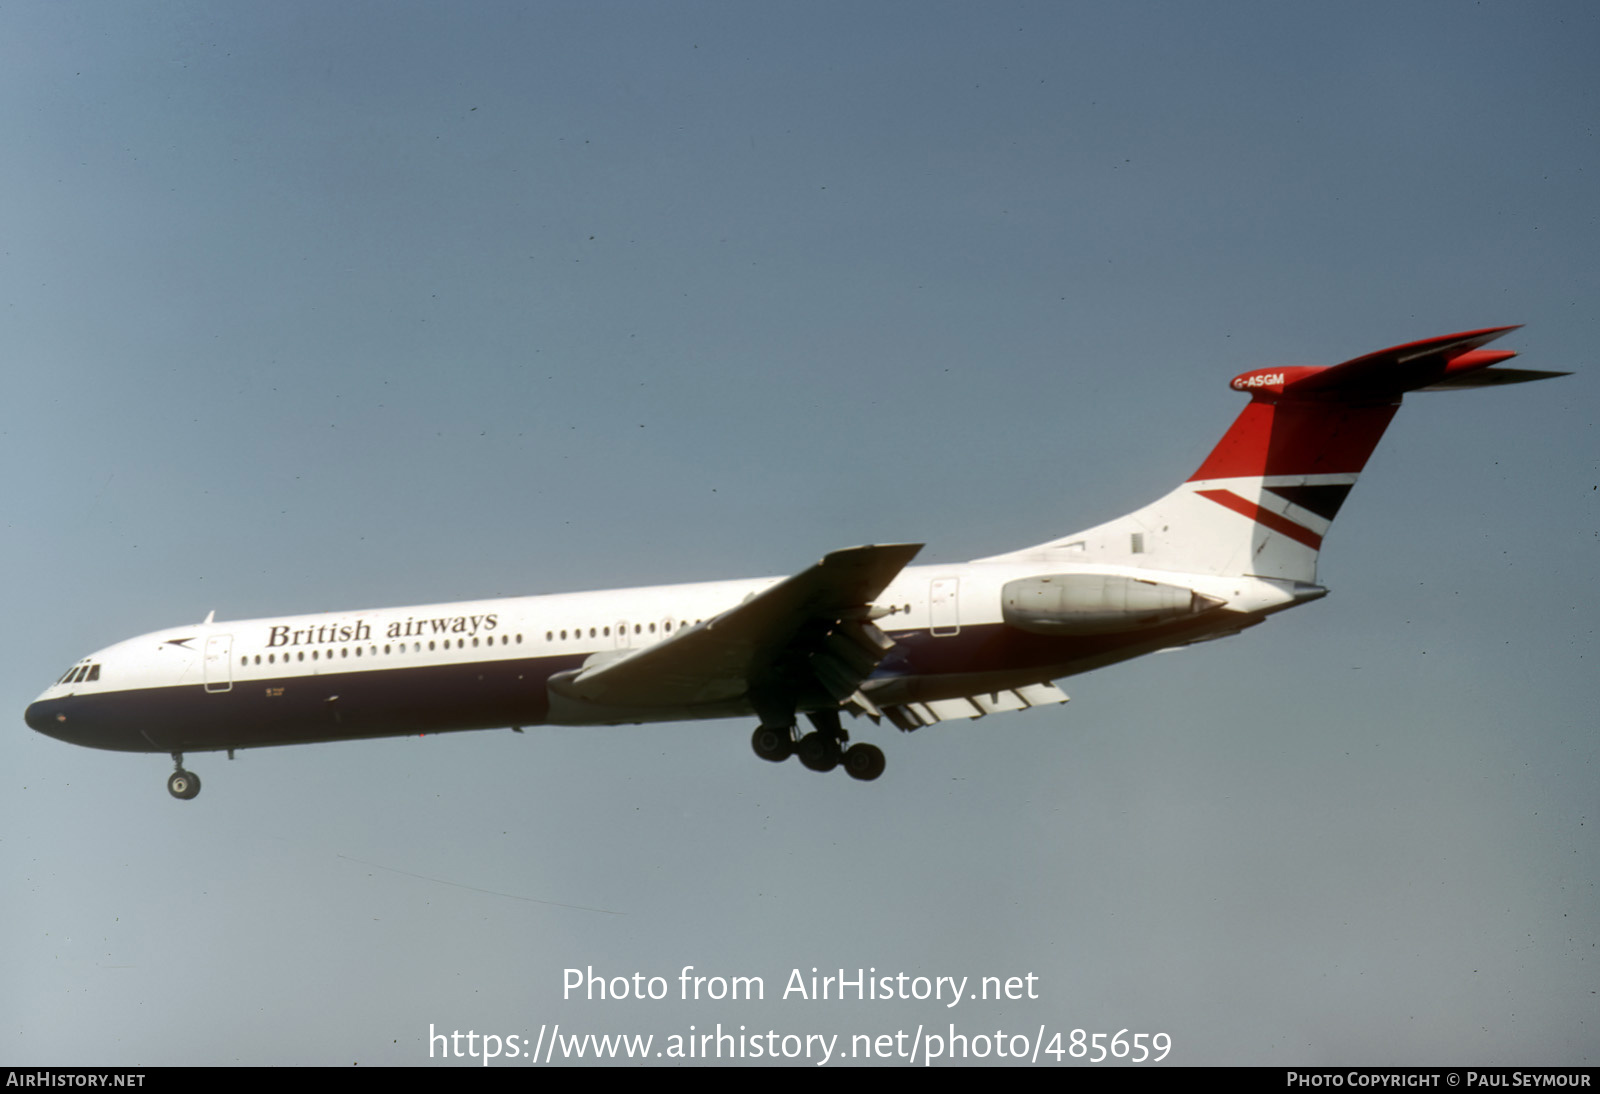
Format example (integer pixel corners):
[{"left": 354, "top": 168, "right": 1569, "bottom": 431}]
[
  {"left": 748, "top": 710, "right": 886, "bottom": 781},
  {"left": 167, "top": 753, "right": 201, "bottom": 800}
]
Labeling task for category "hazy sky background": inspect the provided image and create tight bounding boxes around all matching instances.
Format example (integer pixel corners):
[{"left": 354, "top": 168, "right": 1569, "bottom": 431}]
[{"left": 2, "top": 0, "right": 1594, "bottom": 1066}]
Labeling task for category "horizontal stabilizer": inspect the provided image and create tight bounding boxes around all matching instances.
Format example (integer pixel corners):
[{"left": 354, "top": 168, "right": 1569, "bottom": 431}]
[
  {"left": 1290, "top": 326, "right": 1522, "bottom": 398},
  {"left": 1224, "top": 326, "right": 1565, "bottom": 404},
  {"left": 1418, "top": 366, "right": 1572, "bottom": 391}
]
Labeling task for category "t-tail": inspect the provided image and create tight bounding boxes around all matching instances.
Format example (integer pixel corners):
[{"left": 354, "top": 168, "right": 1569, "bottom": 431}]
[{"left": 986, "top": 326, "right": 1565, "bottom": 585}]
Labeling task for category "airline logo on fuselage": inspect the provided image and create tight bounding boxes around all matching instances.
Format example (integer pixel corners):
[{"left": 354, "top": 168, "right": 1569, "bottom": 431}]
[{"left": 266, "top": 613, "right": 499, "bottom": 648}]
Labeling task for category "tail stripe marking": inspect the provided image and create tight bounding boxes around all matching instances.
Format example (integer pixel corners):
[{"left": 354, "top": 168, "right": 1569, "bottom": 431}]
[
  {"left": 1262, "top": 483, "right": 1353, "bottom": 521},
  {"left": 1195, "top": 489, "right": 1324, "bottom": 550}
]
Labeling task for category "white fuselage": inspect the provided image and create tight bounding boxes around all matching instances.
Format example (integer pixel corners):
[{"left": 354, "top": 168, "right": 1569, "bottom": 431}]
[{"left": 25, "top": 557, "right": 1301, "bottom": 756}]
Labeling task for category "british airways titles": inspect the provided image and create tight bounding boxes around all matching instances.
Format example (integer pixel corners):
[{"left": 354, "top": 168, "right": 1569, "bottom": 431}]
[{"left": 265, "top": 612, "right": 501, "bottom": 649}]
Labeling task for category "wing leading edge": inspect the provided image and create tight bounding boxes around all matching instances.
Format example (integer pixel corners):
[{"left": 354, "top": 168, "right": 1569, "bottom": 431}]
[{"left": 546, "top": 543, "right": 923, "bottom": 724}]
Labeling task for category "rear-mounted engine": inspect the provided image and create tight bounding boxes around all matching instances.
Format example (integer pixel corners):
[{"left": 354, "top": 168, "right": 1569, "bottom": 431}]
[{"left": 1001, "top": 574, "right": 1224, "bottom": 635}]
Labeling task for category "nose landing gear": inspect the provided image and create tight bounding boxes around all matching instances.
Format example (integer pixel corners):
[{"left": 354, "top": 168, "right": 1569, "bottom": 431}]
[{"left": 167, "top": 753, "right": 201, "bottom": 800}]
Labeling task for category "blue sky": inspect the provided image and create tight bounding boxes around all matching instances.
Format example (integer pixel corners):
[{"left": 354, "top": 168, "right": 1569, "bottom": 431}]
[{"left": 2, "top": 0, "right": 1595, "bottom": 1066}]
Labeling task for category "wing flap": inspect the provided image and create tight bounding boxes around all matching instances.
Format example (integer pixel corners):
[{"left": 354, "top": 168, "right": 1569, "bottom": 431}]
[{"left": 877, "top": 682, "right": 1069, "bottom": 731}]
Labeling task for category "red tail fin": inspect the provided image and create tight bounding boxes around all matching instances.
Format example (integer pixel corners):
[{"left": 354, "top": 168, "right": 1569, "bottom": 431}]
[
  {"left": 988, "top": 327, "right": 1562, "bottom": 584},
  {"left": 1192, "top": 326, "right": 1526, "bottom": 482}
]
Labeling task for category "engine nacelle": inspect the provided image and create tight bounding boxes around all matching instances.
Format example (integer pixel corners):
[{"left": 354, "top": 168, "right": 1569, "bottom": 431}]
[{"left": 1001, "top": 574, "right": 1223, "bottom": 635}]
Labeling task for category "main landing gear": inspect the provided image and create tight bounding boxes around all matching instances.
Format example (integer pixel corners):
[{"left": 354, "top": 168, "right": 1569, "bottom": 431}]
[
  {"left": 167, "top": 753, "right": 201, "bottom": 800},
  {"left": 750, "top": 710, "right": 886, "bottom": 781}
]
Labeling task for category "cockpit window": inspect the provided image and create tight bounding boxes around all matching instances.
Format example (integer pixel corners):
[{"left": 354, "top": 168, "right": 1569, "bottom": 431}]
[
  {"left": 57, "top": 663, "right": 101, "bottom": 685},
  {"left": 87, "top": 664, "right": 100, "bottom": 681}
]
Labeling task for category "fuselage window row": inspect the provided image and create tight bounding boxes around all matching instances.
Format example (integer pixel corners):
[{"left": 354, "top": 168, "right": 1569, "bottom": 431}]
[
  {"left": 546, "top": 620, "right": 700, "bottom": 644},
  {"left": 237, "top": 634, "right": 526, "bottom": 671}
]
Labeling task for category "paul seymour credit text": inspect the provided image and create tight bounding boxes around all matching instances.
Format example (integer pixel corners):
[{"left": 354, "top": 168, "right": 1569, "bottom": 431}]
[{"left": 427, "top": 966, "right": 1175, "bottom": 1065}]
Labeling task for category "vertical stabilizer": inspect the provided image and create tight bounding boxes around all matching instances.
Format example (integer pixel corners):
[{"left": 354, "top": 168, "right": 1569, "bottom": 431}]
[{"left": 984, "top": 327, "right": 1557, "bottom": 584}]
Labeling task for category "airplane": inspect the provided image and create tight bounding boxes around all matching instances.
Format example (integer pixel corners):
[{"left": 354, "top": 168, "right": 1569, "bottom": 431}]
[{"left": 25, "top": 327, "right": 1565, "bottom": 799}]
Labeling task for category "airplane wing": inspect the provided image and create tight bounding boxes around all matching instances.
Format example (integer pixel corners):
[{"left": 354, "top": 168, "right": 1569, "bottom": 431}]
[{"left": 546, "top": 543, "right": 923, "bottom": 720}]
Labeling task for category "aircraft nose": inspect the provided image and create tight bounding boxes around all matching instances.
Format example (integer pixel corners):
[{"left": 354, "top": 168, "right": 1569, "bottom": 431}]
[{"left": 25, "top": 696, "right": 75, "bottom": 743}]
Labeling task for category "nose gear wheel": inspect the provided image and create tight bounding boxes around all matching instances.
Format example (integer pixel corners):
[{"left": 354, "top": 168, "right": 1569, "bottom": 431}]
[{"left": 167, "top": 753, "right": 201, "bottom": 800}]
